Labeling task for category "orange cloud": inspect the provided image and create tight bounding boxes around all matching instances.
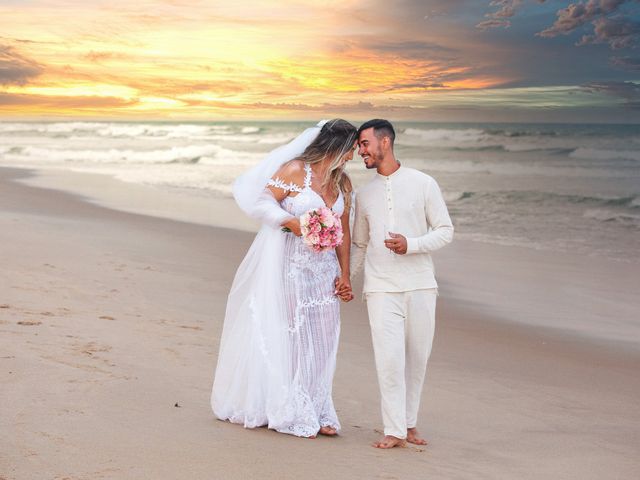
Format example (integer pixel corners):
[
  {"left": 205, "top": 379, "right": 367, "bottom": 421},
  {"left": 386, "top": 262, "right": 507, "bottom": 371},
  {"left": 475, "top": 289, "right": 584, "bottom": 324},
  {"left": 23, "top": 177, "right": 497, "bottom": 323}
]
[
  {"left": 0, "top": 0, "right": 558, "bottom": 119},
  {"left": 0, "top": 45, "right": 44, "bottom": 85}
]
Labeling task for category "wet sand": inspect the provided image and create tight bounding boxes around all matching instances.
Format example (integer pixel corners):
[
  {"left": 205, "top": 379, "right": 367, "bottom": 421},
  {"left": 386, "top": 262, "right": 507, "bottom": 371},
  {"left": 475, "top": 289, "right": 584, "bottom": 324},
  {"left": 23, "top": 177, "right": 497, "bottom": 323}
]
[{"left": 2, "top": 167, "right": 639, "bottom": 479}]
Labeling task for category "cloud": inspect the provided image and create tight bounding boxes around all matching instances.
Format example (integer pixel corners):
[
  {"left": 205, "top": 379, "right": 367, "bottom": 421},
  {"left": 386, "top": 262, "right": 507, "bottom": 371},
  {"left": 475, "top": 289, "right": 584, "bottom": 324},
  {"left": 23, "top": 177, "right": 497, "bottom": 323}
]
[
  {"left": 581, "top": 80, "right": 640, "bottom": 107},
  {"left": 537, "top": 0, "right": 640, "bottom": 49},
  {"left": 2, "top": 0, "right": 638, "bottom": 121},
  {"left": 384, "top": 0, "right": 469, "bottom": 20},
  {"left": 478, "top": 0, "right": 640, "bottom": 73},
  {"left": 0, "top": 35, "right": 44, "bottom": 45},
  {"left": 170, "top": 98, "right": 428, "bottom": 116},
  {"left": 0, "top": 92, "right": 138, "bottom": 108},
  {"left": 476, "top": 18, "right": 512, "bottom": 30},
  {"left": 384, "top": 82, "right": 446, "bottom": 92},
  {"left": 476, "top": 0, "right": 525, "bottom": 29},
  {"left": 538, "top": 0, "right": 626, "bottom": 37},
  {"left": 365, "top": 40, "right": 455, "bottom": 57},
  {"left": 489, "top": 0, "right": 523, "bottom": 18},
  {"left": 0, "top": 44, "right": 44, "bottom": 85},
  {"left": 611, "top": 55, "right": 640, "bottom": 69},
  {"left": 577, "top": 16, "right": 640, "bottom": 49},
  {"left": 84, "top": 51, "right": 129, "bottom": 63},
  {"left": 478, "top": 0, "right": 639, "bottom": 50}
]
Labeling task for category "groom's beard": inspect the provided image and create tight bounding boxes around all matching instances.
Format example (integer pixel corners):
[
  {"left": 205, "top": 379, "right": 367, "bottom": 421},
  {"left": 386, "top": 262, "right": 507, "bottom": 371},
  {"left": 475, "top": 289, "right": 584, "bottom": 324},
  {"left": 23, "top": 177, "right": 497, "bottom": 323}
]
[{"left": 365, "top": 148, "right": 384, "bottom": 169}]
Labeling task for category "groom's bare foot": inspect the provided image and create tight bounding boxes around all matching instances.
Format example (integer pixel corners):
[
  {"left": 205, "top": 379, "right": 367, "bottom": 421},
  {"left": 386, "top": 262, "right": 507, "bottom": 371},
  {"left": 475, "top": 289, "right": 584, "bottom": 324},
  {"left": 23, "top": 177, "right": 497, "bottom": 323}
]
[
  {"left": 406, "top": 427, "right": 428, "bottom": 445},
  {"left": 319, "top": 426, "right": 338, "bottom": 436},
  {"left": 372, "top": 435, "right": 406, "bottom": 449}
]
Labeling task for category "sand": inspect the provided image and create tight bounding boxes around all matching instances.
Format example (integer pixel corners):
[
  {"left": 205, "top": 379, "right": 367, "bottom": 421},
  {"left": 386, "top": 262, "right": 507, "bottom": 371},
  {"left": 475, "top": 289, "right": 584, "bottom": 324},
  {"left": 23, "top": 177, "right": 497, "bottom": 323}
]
[{"left": 2, "top": 167, "right": 639, "bottom": 480}]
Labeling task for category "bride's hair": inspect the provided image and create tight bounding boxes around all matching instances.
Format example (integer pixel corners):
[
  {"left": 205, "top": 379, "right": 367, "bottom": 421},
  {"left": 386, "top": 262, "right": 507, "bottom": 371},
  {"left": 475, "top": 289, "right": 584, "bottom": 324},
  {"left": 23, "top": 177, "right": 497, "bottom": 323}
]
[{"left": 296, "top": 118, "right": 358, "bottom": 210}]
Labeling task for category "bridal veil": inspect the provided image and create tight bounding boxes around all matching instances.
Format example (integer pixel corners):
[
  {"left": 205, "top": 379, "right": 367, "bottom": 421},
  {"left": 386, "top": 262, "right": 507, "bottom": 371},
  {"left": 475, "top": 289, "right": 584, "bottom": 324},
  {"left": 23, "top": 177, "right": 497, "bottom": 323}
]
[{"left": 211, "top": 121, "right": 326, "bottom": 429}]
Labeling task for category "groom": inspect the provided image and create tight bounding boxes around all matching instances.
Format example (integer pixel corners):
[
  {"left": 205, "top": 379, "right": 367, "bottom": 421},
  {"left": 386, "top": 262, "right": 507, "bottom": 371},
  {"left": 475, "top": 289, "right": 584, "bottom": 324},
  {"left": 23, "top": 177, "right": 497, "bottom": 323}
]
[{"left": 350, "top": 119, "right": 454, "bottom": 449}]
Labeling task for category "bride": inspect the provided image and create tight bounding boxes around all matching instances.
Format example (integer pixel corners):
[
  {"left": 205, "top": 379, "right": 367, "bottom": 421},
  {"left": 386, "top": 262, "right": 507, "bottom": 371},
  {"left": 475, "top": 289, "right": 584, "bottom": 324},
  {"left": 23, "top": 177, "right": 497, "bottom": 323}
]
[{"left": 211, "top": 119, "right": 358, "bottom": 438}]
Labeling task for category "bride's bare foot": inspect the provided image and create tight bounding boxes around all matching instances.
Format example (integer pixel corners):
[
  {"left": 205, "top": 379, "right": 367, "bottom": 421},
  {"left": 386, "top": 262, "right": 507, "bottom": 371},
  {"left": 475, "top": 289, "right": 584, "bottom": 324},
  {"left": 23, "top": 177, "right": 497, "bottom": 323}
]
[
  {"left": 319, "top": 426, "right": 338, "bottom": 436},
  {"left": 406, "top": 427, "right": 428, "bottom": 445},
  {"left": 372, "top": 435, "right": 406, "bottom": 449}
]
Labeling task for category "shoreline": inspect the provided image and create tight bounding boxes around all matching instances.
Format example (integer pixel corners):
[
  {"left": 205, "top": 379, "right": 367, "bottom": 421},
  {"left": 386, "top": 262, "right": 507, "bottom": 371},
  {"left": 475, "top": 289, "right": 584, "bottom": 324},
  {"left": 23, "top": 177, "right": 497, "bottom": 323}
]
[
  {"left": 6, "top": 165, "right": 640, "bottom": 350},
  {"left": 2, "top": 166, "right": 639, "bottom": 479},
  {"left": 13, "top": 166, "right": 260, "bottom": 232}
]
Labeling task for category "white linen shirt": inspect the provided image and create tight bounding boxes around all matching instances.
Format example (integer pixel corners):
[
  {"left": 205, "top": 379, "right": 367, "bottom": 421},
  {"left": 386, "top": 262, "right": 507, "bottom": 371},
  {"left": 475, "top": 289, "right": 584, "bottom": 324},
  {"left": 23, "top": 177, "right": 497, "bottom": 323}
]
[{"left": 351, "top": 166, "right": 454, "bottom": 293}]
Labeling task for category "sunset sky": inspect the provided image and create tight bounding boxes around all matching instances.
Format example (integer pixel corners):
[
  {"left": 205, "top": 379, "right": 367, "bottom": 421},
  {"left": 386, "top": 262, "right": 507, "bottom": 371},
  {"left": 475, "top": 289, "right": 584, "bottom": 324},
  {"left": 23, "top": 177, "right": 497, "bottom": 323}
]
[{"left": 1, "top": 0, "right": 639, "bottom": 122}]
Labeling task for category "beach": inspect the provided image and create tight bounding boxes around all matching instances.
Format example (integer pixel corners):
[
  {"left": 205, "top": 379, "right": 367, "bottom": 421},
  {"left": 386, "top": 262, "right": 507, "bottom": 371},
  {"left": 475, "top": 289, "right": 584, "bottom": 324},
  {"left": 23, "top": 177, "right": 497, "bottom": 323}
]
[
  {"left": 2, "top": 166, "right": 639, "bottom": 480},
  {"left": 4, "top": 0, "right": 640, "bottom": 472}
]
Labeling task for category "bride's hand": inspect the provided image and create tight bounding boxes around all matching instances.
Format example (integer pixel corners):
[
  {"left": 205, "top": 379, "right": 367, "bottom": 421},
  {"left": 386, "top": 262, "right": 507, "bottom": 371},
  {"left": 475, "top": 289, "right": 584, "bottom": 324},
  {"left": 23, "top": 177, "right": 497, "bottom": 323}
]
[
  {"left": 282, "top": 217, "right": 302, "bottom": 236},
  {"left": 334, "top": 276, "right": 354, "bottom": 302},
  {"left": 338, "top": 288, "right": 354, "bottom": 302}
]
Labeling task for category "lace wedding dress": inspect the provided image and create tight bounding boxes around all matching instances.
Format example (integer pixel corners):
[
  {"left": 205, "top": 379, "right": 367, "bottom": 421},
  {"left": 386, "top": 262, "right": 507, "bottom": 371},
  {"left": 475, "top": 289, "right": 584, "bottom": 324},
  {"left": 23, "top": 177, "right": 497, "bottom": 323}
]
[
  {"left": 211, "top": 154, "right": 344, "bottom": 437},
  {"left": 276, "top": 163, "right": 343, "bottom": 436}
]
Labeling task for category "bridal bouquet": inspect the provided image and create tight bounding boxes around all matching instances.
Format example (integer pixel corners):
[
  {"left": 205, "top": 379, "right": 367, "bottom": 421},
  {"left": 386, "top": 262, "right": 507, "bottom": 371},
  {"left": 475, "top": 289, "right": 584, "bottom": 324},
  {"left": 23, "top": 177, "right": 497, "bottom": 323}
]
[{"left": 300, "top": 206, "right": 343, "bottom": 252}]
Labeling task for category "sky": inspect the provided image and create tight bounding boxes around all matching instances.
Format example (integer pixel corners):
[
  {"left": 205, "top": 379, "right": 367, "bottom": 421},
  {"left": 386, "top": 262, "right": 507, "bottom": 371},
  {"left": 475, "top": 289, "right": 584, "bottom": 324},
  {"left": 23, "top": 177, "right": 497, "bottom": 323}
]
[{"left": 1, "top": 0, "right": 640, "bottom": 122}]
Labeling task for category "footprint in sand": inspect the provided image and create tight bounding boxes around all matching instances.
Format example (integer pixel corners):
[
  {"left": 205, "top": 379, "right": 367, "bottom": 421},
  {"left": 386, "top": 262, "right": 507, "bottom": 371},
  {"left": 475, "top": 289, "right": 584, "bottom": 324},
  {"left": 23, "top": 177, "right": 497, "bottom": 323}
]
[
  {"left": 158, "top": 318, "right": 203, "bottom": 331},
  {"left": 76, "top": 342, "right": 112, "bottom": 357},
  {"left": 179, "top": 325, "right": 203, "bottom": 331},
  {"left": 38, "top": 430, "right": 65, "bottom": 444},
  {"left": 164, "top": 347, "right": 181, "bottom": 359}
]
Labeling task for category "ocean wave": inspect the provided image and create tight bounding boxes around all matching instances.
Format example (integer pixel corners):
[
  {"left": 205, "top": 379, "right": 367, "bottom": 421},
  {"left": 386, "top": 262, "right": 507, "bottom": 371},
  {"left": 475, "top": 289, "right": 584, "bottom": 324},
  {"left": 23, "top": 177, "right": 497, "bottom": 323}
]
[
  {"left": 442, "top": 191, "right": 475, "bottom": 202},
  {"left": 502, "top": 144, "right": 574, "bottom": 154},
  {"left": 486, "top": 128, "right": 558, "bottom": 137},
  {"left": 95, "top": 124, "right": 217, "bottom": 138},
  {"left": 400, "top": 127, "right": 580, "bottom": 154},
  {"left": 570, "top": 148, "right": 640, "bottom": 162},
  {"left": 401, "top": 128, "right": 488, "bottom": 146},
  {"left": 256, "top": 133, "right": 297, "bottom": 144},
  {"left": 2, "top": 143, "right": 262, "bottom": 166},
  {"left": 0, "top": 122, "right": 106, "bottom": 134},
  {"left": 187, "top": 131, "right": 296, "bottom": 145},
  {"left": 583, "top": 208, "right": 640, "bottom": 225},
  {"left": 0, "top": 122, "right": 236, "bottom": 139},
  {"left": 410, "top": 154, "right": 640, "bottom": 177},
  {"left": 556, "top": 192, "right": 639, "bottom": 208},
  {"left": 449, "top": 189, "right": 640, "bottom": 210}
]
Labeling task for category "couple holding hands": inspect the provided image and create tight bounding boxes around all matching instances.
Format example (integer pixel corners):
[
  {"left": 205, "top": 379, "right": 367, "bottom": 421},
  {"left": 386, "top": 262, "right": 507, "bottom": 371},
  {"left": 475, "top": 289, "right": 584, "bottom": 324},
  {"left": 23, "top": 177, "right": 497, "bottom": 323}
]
[{"left": 211, "top": 118, "right": 453, "bottom": 448}]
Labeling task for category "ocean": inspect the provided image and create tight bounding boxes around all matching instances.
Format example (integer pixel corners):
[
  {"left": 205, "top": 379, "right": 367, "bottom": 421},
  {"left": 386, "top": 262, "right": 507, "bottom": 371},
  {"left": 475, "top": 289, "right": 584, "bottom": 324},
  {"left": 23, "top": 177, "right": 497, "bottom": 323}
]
[{"left": 1, "top": 121, "right": 638, "bottom": 263}]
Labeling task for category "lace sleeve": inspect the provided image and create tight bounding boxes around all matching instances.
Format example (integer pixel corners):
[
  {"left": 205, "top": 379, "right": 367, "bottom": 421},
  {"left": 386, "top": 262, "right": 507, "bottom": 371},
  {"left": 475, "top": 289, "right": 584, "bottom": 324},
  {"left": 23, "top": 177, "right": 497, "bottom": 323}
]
[{"left": 267, "top": 176, "right": 303, "bottom": 193}]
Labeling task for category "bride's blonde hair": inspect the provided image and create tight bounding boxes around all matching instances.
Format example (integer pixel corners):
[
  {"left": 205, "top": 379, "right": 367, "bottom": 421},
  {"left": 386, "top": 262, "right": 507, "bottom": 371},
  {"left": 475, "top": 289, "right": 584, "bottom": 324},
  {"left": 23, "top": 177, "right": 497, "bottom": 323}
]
[{"left": 296, "top": 119, "right": 358, "bottom": 210}]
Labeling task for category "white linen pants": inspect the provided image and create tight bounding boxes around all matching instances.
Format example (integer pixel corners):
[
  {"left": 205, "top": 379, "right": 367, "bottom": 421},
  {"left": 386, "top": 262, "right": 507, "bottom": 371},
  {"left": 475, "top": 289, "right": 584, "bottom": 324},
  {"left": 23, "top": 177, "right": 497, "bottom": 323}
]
[{"left": 366, "top": 288, "right": 437, "bottom": 439}]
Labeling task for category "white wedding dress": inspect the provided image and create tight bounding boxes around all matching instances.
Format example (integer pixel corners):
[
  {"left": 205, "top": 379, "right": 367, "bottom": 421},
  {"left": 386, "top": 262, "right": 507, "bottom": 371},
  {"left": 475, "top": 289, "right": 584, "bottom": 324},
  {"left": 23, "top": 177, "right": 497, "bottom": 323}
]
[{"left": 212, "top": 161, "right": 343, "bottom": 437}]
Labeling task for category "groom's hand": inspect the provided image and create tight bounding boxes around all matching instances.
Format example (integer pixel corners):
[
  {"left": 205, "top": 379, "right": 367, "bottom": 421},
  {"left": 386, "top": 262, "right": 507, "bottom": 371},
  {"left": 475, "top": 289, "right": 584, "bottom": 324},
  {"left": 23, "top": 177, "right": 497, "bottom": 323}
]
[
  {"left": 337, "top": 289, "right": 354, "bottom": 302},
  {"left": 384, "top": 232, "right": 407, "bottom": 255},
  {"left": 334, "top": 276, "right": 354, "bottom": 302}
]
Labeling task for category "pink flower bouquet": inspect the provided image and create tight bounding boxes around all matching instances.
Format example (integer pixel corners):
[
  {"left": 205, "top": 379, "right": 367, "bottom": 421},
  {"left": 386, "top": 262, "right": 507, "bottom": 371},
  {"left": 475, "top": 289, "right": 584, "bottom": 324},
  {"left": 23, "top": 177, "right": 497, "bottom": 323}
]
[{"left": 300, "top": 206, "right": 343, "bottom": 252}]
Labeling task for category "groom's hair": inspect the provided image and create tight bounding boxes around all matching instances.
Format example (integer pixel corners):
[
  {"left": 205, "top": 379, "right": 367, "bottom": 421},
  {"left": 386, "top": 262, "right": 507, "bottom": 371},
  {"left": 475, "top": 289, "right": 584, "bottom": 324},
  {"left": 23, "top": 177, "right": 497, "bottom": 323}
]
[{"left": 358, "top": 119, "right": 395, "bottom": 147}]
